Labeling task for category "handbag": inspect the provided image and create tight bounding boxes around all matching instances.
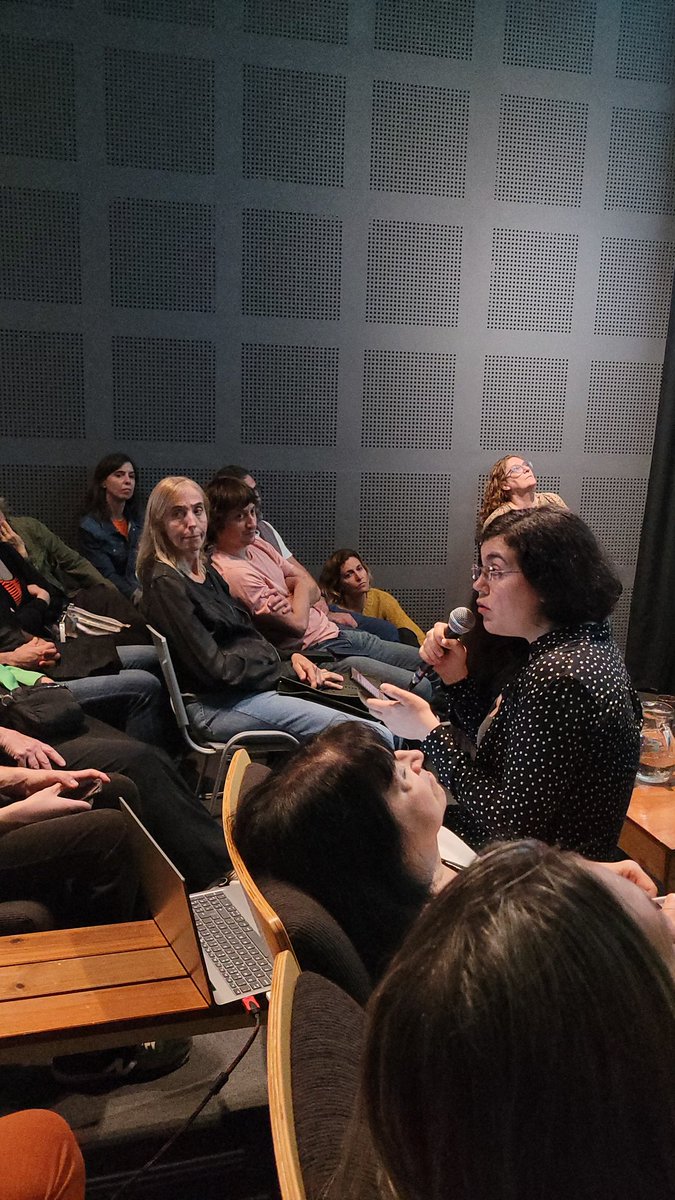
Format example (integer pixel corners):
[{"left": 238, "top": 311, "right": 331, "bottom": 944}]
[{"left": 0, "top": 683, "right": 86, "bottom": 739}]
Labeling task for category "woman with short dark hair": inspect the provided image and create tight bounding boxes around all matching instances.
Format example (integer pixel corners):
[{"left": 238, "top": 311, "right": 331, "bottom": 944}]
[
  {"left": 233, "top": 722, "right": 452, "bottom": 982},
  {"left": 338, "top": 840, "right": 675, "bottom": 1200},
  {"left": 368, "top": 509, "right": 641, "bottom": 859},
  {"left": 79, "top": 453, "right": 142, "bottom": 600}
]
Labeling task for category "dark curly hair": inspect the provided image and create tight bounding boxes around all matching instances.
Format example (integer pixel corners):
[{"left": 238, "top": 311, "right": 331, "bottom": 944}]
[{"left": 482, "top": 508, "right": 621, "bottom": 625}]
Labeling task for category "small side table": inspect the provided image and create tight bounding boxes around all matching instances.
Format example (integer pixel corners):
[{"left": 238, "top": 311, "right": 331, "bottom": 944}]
[{"left": 619, "top": 783, "right": 675, "bottom": 891}]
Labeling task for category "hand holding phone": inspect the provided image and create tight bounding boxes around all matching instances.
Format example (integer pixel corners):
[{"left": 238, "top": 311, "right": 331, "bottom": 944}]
[{"left": 351, "top": 667, "right": 386, "bottom": 700}]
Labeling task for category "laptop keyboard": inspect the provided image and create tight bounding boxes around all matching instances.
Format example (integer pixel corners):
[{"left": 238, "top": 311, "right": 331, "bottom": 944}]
[{"left": 191, "top": 890, "right": 272, "bottom": 994}]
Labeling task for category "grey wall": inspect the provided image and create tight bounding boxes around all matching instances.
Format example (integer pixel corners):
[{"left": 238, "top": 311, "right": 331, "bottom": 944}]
[{"left": 2, "top": 0, "right": 674, "bottom": 645}]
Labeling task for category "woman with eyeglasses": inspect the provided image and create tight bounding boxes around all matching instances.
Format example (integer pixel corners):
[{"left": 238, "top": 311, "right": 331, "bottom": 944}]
[
  {"left": 480, "top": 453, "right": 568, "bottom": 531},
  {"left": 367, "top": 509, "right": 641, "bottom": 859}
]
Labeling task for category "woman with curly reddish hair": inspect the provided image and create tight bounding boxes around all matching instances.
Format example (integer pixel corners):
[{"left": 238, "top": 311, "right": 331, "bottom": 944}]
[{"left": 480, "top": 453, "right": 567, "bottom": 530}]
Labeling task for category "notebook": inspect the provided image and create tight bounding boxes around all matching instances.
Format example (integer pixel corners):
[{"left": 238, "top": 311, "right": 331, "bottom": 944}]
[{"left": 120, "top": 799, "right": 273, "bottom": 1007}]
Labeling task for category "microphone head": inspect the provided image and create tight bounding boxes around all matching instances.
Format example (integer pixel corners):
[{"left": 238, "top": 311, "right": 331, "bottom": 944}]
[{"left": 446, "top": 606, "right": 475, "bottom": 636}]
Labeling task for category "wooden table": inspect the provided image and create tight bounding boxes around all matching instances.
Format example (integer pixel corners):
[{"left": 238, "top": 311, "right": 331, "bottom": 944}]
[
  {"left": 619, "top": 782, "right": 675, "bottom": 891},
  {"left": 0, "top": 917, "right": 258, "bottom": 1065}
]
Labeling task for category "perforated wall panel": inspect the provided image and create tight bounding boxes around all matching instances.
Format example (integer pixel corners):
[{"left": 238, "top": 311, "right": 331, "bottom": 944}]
[
  {"left": 495, "top": 95, "right": 587, "bottom": 207},
  {"left": 359, "top": 473, "right": 451, "bottom": 566},
  {"left": 253, "top": 470, "right": 337, "bottom": 565},
  {"left": 370, "top": 81, "right": 469, "bottom": 198},
  {"left": 392, "top": 587, "right": 447, "bottom": 633},
  {"left": 481, "top": 356, "right": 566, "bottom": 452},
  {"left": 241, "top": 343, "right": 338, "bottom": 447},
  {"left": 488, "top": 228, "right": 577, "bottom": 332},
  {"left": 243, "top": 65, "right": 344, "bottom": 188},
  {"left": 0, "top": 187, "right": 81, "bottom": 304},
  {"left": 109, "top": 198, "right": 215, "bottom": 311},
  {"left": 611, "top": 585, "right": 632, "bottom": 654},
  {"left": 585, "top": 361, "right": 661, "bottom": 454},
  {"left": 0, "top": 464, "right": 88, "bottom": 545},
  {"left": 8, "top": 0, "right": 72, "bottom": 9},
  {"left": 103, "top": 0, "right": 215, "bottom": 24},
  {"left": 243, "top": 0, "right": 348, "bottom": 44},
  {"left": 0, "top": 36, "right": 76, "bottom": 161},
  {"left": 140, "top": 464, "right": 212, "bottom": 497},
  {"left": 0, "top": 330, "right": 85, "bottom": 439},
  {"left": 605, "top": 108, "right": 675, "bottom": 215},
  {"left": 366, "top": 221, "right": 461, "bottom": 325},
  {"left": 374, "top": 0, "right": 474, "bottom": 59},
  {"left": 105, "top": 48, "right": 214, "bottom": 174},
  {"left": 580, "top": 477, "right": 648, "bottom": 566},
  {"left": 243, "top": 209, "right": 341, "bottom": 320},
  {"left": 594, "top": 237, "right": 675, "bottom": 336},
  {"left": 503, "top": 0, "right": 595, "bottom": 73},
  {"left": 362, "top": 350, "right": 454, "bottom": 451},
  {"left": 616, "top": 0, "right": 675, "bottom": 85},
  {"left": 112, "top": 336, "right": 215, "bottom": 443}
]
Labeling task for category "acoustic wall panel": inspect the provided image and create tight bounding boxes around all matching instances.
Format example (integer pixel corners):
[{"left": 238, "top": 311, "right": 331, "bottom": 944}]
[
  {"left": 112, "top": 336, "right": 216, "bottom": 443},
  {"left": 253, "top": 470, "right": 337, "bottom": 564},
  {"left": 394, "top": 587, "right": 447, "bottom": 633},
  {"left": 580, "top": 476, "right": 648, "bottom": 566},
  {"left": 605, "top": 108, "right": 675, "bottom": 215},
  {"left": 0, "top": 465, "right": 87, "bottom": 546},
  {"left": 611, "top": 585, "right": 632, "bottom": 653},
  {"left": 481, "top": 356, "right": 567, "bottom": 452},
  {"left": 495, "top": 95, "right": 587, "bottom": 207},
  {"left": 359, "top": 472, "right": 451, "bottom": 566},
  {"left": 103, "top": 0, "right": 215, "bottom": 25},
  {"left": 362, "top": 350, "right": 454, "bottom": 451},
  {"left": 105, "top": 48, "right": 214, "bottom": 174},
  {"left": 0, "top": 187, "right": 81, "bottom": 304},
  {"left": 243, "top": 0, "right": 349, "bottom": 44},
  {"left": 488, "top": 228, "right": 578, "bottom": 332},
  {"left": 243, "top": 65, "right": 345, "bottom": 187},
  {"left": 0, "top": 36, "right": 76, "bottom": 161},
  {"left": 109, "top": 197, "right": 215, "bottom": 311},
  {"left": 0, "top": 330, "right": 85, "bottom": 439},
  {"left": 616, "top": 0, "right": 675, "bottom": 84},
  {"left": 594, "top": 237, "right": 675, "bottom": 336},
  {"left": 585, "top": 361, "right": 661, "bottom": 454},
  {"left": 241, "top": 343, "right": 339, "bottom": 447},
  {"left": 243, "top": 209, "right": 342, "bottom": 319},
  {"left": 370, "top": 81, "right": 469, "bottom": 198},
  {"left": 374, "top": 0, "right": 474, "bottom": 59},
  {"left": 503, "top": 0, "right": 596, "bottom": 73},
  {"left": 366, "top": 221, "right": 462, "bottom": 325}
]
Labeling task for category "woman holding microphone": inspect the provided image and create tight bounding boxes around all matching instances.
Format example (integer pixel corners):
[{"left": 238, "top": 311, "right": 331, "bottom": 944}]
[{"left": 367, "top": 508, "right": 641, "bottom": 860}]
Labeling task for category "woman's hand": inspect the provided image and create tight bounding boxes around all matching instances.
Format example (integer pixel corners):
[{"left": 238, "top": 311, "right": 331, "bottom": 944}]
[
  {"left": 0, "top": 766, "right": 108, "bottom": 799},
  {"left": 26, "top": 583, "right": 50, "bottom": 605},
  {"left": 592, "top": 859, "right": 657, "bottom": 896},
  {"left": 420, "top": 623, "right": 469, "bottom": 686},
  {"left": 0, "top": 638, "right": 61, "bottom": 670},
  {"left": 291, "top": 654, "right": 344, "bottom": 691},
  {"left": 366, "top": 683, "right": 440, "bottom": 740},
  {"left": 0, "top": 514, "right": 27, "bottom": 558},
  {"left": 0, "top": 728, "right": 67, "bottom": 770},
  {"left": 0, "top": 785, "right": 95, "bottom": 830}
]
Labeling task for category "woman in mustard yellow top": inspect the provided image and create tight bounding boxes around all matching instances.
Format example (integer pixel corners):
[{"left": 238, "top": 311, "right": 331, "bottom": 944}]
[{"left": 319, "top": 549, "right": 425, "bottom": 645}]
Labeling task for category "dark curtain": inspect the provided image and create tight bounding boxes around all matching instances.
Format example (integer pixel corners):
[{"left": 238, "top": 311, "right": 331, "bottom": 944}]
[{"left": 625, "top": 272, "right": 675, "bottom": 691}]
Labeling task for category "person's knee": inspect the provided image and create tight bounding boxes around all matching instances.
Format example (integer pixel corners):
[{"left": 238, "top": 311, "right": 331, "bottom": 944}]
[{"left": 0, "top": 1109, "right": 85, "bottom": 1200}]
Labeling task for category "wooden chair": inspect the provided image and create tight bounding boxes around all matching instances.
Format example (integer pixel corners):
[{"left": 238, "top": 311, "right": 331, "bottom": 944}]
[
  {"left": 147, "top": 625, "right": 298, "bottom": 812},
  {"left": 268, "top": 950, "right": 366, "bottom": 1200}
]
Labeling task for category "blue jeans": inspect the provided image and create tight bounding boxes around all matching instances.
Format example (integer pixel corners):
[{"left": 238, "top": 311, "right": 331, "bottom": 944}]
[
  {"left": 322, "top": 629, "right": 421, "bottom": 672},
  {"left": 66, "top": 668, "right": 171, "bottom": 748},
  {"left": 186, "top": 659, "right": 396, "bottom": 748}
]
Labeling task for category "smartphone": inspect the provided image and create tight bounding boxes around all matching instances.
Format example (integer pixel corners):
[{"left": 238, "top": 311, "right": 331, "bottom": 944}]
[
  {"left": 62, "top": 778, "right": 103, "bottom": 803},
  {"left": 351, "top": 667, "right": 386, "bottom": 701}
]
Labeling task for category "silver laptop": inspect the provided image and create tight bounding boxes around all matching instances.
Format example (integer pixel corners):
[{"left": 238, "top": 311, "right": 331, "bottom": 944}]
[{"left": 120, "top": 799, "right": 273, "bottom": 1007}]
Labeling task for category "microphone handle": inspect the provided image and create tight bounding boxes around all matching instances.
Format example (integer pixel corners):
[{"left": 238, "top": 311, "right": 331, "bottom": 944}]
[{"left": 409, "top": 623, "right": 458, "bottom": 691}]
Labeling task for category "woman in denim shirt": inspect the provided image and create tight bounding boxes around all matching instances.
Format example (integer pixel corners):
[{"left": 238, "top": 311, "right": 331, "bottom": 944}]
[{"left": 79, "top": 453, "right": 142, "bottom": 602}]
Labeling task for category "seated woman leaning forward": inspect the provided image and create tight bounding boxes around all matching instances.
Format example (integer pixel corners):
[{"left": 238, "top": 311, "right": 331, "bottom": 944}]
[
  {"left": 233, "top": 721, "right": 453, "bottom": 985},
  {"left": 137, "top": 478, "right": 394, "bottom": 747},
  {"left": 367, "top": 509, "right": 642, "bottom": 860},
  {"left": 480, "top": 453, "right": 568, "bottom": 531},
  {"left": 319, "top": 548, "right": 425, "bottom": 645},
  {"left": 335, "top": 840, "right": 675, "bottom": 1200}
]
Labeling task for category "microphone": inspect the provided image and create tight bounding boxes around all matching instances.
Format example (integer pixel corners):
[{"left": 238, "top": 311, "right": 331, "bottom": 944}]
[{"left": 409, "top": 606, "right": 475, "bottom": 691}]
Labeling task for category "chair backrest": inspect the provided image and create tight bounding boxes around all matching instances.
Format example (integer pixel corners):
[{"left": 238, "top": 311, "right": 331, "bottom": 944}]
[
  {"left": 222, "top": 749, "right": 295, "bottom": 959},
  {"left": 268, "top": 950, "right": 367, "bottom": 1200},
  {"left": 147, "top": 624, "right": 192, "bottom": 736}
]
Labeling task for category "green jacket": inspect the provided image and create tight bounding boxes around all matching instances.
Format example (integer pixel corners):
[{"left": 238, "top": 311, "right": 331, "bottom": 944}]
[{"left": 9, "top": 516, "right": 111, "bottom": 598}]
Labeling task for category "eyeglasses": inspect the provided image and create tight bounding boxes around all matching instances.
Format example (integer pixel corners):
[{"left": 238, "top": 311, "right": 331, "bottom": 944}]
[
  {"left": 504, "top": 460, "right": 533, "bottom": 478},
  {"left": 471, "top": 565, "right": 522, "bottom": 583}
]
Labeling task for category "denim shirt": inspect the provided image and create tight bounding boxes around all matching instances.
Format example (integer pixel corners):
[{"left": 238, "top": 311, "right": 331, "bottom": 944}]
[{"left": 79, "top": 511, "right": 141, "bottom": 599}]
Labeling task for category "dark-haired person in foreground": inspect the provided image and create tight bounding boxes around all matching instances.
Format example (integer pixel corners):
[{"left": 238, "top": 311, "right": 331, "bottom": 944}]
[
  {"left": 335, "top": 841, "right": 675, "bottom": 1200},
  {"left": 368, "top": 509, "right": 641, "bottom": 859}
]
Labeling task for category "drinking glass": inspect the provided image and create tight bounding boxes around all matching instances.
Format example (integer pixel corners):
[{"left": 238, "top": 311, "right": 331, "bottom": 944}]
[{"left": 636, "top": 699, "right": 675, "bottom": 785}]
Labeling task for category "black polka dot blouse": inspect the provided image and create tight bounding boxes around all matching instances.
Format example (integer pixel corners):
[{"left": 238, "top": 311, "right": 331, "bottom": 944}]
[{"left": 422, "top": 621, "right": 642, "bottom": 860}]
